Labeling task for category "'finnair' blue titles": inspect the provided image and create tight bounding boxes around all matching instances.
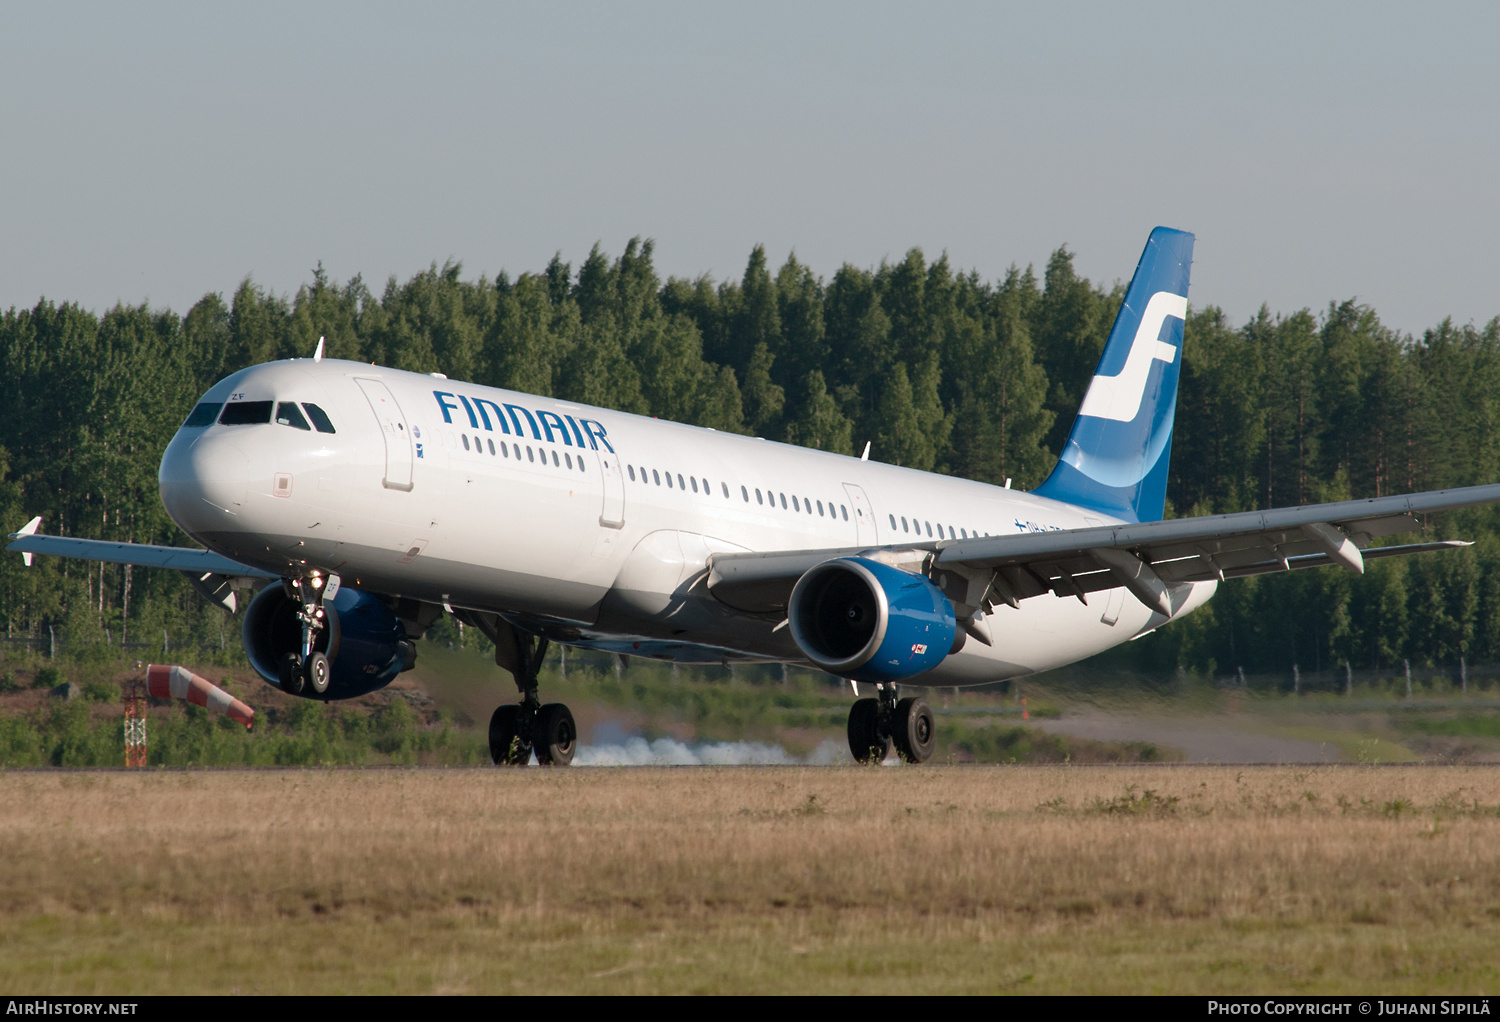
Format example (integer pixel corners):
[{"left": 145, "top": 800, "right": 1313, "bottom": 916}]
[{"left": 432, "top": 390, "right": 615, "bottom": 452}]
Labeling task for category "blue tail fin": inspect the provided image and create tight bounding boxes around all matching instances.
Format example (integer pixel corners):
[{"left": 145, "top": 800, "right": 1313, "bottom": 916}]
[{"left": 1032, "top": 227, "right": 1193, "bottom": 523}]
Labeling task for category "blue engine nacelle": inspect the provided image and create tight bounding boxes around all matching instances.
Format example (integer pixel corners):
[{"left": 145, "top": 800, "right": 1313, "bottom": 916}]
[
  {"left": 787, "top": 557, "right": 958, "bottom": 683},
  {"left": 242, "top": 583, "right": 412, "bottom": 699}
]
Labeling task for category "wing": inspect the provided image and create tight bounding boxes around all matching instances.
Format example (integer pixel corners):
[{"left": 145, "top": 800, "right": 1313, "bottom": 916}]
[
  {"left": 6, "top": 517, "right": 278, "bottom": 612},
  {"left": 705, "top": 482, "right": 1500, "bottom": 620}
]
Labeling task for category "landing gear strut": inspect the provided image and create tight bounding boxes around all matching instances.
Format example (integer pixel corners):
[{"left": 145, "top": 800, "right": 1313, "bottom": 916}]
[
  {"left": 486, "top": 624, "right": 576, "bottom": 767},
  {"left": 847, "top": 684, "right": 935, "bottom": 764},
  {"left": 279, "top": 574, "right": 332, "bottom": 697}
]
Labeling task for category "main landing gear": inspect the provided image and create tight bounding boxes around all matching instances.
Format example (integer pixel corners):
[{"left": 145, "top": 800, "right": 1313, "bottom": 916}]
[
  {"left": 847, "top": 684, "right": 936, "bottom": 765},
  {"left": 278, "top": 574, "right": 331, "bottom": 697},
  {"left": 487, "top": 623, "right": 577, "bottom": 767}
]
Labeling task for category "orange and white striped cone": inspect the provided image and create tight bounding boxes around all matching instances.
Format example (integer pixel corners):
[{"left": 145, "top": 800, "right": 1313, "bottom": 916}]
[{"left": 146, "top": 664, "right": 255, "bottom": 729}]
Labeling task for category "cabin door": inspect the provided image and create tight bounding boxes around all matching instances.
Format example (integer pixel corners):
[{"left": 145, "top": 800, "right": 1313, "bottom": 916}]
[
  {"left": 842, "top": 483, "right": 878, "bottom": 545},
  {"left": 355, "top": 378, "right": 414, "bottom": 491},
  {"left": 595, "top": 447, "right": 626, "bottom": 528}
]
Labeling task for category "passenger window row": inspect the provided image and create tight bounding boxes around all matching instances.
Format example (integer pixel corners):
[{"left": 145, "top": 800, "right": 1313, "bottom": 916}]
[
  {"left": 888, "top": 514, "right": 987, "bottom": 540},
  {"left": 629, "top": 464, "right": 723, "bottom": 497},
  {"left": 461, "top": 432, "right": 585, "bottom": 473},
  {"left": 625, "top": 464, "right": 852, "bottom": 522},
  {"left": 745, "top": 484, "right": 850, "bottom": 522}
]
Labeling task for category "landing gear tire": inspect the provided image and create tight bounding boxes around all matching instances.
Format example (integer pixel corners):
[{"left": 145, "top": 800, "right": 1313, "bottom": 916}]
[
  {"left": 279, "top": 652, "right": 304, "bottom": 696},
  {"left": 489, "top": 704, "right": 531, "bottom": 765},
  {"left": 847, "top": 697, "right": 886, "bottom": 764},
  {"left": 304, "top": 651, "right": 331, "bottom": 696},
  {"left": 534, "top": 703, "right": 577, "bottom": 767},
  {"left": 893, "top": 696, "right": 936, "bottom": 764}
]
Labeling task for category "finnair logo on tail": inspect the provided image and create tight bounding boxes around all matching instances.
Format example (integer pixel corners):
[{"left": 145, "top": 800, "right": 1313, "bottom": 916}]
[{"left": 1077, "top": 291, "right": 1187, "bottom": 422}]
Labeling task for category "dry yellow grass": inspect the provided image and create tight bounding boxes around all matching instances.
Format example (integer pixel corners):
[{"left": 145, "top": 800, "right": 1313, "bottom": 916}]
[{"left": 2, "top": 765, "right": 1500, "bottom": 994}]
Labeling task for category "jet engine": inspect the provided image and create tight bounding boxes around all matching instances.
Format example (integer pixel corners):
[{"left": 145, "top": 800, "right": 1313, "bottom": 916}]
[
  {"left": 787, "top": 557, "right": 959, "bottom": 683},
  {"left": 242, "top": 583, "right": 413, "bottom": 699}
]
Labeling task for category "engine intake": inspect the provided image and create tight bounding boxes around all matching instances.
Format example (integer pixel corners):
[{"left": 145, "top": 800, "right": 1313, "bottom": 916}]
[
  {"left": 788, "top": 557, "right": 957, "bottom": 682},
  {"left": 242, "top": 583, "right": 412, "bottom": 699}
]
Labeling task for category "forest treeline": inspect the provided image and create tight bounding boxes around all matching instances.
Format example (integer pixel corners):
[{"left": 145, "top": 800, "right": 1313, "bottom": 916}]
[{"left": 3, "top": 238, "right": 1500, "bottom": 680}]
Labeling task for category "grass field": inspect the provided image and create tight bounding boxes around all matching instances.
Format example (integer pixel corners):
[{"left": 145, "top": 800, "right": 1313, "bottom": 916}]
[{"left": 3, "top": 765, "right": 1500, "bottom": 994}]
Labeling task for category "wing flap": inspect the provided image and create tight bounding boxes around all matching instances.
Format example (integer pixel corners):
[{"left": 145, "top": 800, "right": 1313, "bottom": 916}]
[{"left": 1161, "top": 541, "right": 1471, "bottom": 583}]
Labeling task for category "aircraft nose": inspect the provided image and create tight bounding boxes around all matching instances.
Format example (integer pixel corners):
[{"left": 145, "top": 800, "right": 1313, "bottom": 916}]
[{"left": 158, "top": 432, "right": 250, "bottom": 535}]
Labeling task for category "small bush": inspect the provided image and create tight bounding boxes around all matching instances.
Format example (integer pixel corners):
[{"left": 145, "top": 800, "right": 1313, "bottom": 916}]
[
  {"left": 0, "top": 672, "right": 17, "bottom": 693},
  {"left": 33, "top": 667, "right": 62, "bottom": 690},
  {"left": 81, "top": 678, "right": 117, "bottom": 703}
]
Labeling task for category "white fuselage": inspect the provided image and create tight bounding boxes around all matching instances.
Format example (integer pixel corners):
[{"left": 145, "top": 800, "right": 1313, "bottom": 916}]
[{"left": 157, "top": 359, "right": 1215, "bottom": 686}]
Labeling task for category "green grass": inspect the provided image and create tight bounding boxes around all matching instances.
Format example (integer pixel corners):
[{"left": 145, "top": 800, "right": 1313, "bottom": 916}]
[
  {"left": 1401, "top": 712, "right": 1500, "bottom": 738},
  {"left": 6, "top": 913, "right": 1499, "bottom": 995},
  {"left": 5, "top": 767, "right": 1500, "bottom": 994}
]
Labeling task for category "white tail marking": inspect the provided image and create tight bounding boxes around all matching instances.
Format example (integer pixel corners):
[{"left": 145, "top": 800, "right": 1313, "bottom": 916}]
[{"left": 1077, "top": 291, "right": 1187, "bottom": 422}]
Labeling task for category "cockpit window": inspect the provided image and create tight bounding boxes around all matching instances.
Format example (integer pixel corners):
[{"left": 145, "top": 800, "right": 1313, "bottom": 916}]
[
  {"left": 276, "top": 402, "right": 312, "bottom": 430},
  {"left": 183, "top": 402, "right": 222, "bottom": 428},
  {"left": 302, "top": 403, "right": 336, "bottom": 434},
  {"left": 218, "top": 401, "right": 273, "bottom": 425}
]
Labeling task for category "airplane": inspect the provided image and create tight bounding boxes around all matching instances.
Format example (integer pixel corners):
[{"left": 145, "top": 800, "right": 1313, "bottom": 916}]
[{"left": 10, "top": 226, "right": 1500, "bottom": 766}]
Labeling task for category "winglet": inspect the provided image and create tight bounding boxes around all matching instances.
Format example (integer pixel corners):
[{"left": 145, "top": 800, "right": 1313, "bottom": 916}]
[
  {"left": 10, "top": 516, "right": 40, "bottom": 566},
  {"left": 313, "top": 335, "right": 325, "bottom": 362}
]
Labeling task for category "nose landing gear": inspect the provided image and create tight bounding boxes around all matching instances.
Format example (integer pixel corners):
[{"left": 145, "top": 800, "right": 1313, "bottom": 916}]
[
  {"left": 279, "top": 574, "right": 333, "bottom": 696},
  {"left": 847, "top": 684, "right": 935, "bottom": 764}
]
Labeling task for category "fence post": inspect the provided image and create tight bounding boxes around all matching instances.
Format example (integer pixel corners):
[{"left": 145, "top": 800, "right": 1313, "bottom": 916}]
[
  {"left": 1405, "top": 658, "right": 1412, "bottom": 699},
  {"left": 1345, "top": 661, "right": 1352, "bottom": 696},
  {"left": 49, "top": 625, "right": 55, "bottom": 659},
  {"left": 1461, "top": 656, "right": 1467, "bottom": 695},
  {"left": 1293, "top": 664, "right": 1300, "bottom": 696}
]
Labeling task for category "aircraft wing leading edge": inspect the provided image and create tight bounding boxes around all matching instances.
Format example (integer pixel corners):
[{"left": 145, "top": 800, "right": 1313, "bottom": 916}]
[
  {"left": 705, "top": 482, "right": 1500, "bottom": 616},
  {"left": 4, "top": 529, "right": 279, "bottom": 613},
  {"left": 4, "top": 532, "right": 277, "bottom": 578}
]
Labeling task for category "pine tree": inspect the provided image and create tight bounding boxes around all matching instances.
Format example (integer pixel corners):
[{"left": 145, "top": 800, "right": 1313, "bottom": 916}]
[
  {"left": 874, "top": 364, "right": 931, "bottom": 468},
  {"left": 784, "top": 371, "right": 853, "bottom": 454},
  {"left": 739, "top": 342, "right": 785, "bottom": 438}
]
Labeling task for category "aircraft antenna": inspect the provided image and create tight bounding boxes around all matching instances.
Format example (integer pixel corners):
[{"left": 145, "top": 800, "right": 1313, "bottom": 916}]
[
  {"left": 313, "top": 336, "right": 325, "bottom": 362},
  {"left": 860, "top": 441, "right": 870, "bottom": 461}
]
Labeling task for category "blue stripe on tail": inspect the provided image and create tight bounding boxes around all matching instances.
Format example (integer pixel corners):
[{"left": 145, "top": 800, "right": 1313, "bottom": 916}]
[{"left": 1032, "top": 227, "right": 1194, "bottom": 523}]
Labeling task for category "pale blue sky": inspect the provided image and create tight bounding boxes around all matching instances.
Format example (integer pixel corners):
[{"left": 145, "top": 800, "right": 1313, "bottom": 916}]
[{"left": 2, "top": 1, "right": 1495, "bottom": 336}]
